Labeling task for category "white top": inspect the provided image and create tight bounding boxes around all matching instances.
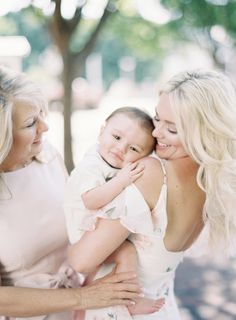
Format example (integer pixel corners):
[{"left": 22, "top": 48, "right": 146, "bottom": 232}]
[{"left": 64, "top": 144, "right": 118, "bottom": 244}]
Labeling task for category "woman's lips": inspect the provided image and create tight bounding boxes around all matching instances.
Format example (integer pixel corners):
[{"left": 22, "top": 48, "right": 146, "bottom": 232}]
[{"left": 157, "top": 141, "right": 171, "bottom": 148}]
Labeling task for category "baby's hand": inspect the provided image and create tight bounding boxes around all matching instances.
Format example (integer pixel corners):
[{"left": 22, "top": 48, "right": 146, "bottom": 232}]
[{"left": 116, "top": 162, "right": 145, "bottom": 188}]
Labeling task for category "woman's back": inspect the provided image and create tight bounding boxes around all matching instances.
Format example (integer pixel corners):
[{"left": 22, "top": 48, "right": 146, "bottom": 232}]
[{"left": 136, "top": 156, "right": 205, "bottom": 253}]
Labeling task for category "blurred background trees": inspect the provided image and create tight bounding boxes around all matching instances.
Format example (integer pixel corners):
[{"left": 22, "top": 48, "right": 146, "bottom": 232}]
[
  {"left": 0, "top": 0, "right": 235, "bottom": 171},
  {"left": 161, "top": 0, "right": 236, "bottom": 69}
]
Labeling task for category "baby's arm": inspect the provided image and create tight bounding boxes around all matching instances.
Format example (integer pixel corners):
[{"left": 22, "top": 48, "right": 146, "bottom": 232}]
[{"left": 82, "top": 162, "right": 144, "bottom": 210}]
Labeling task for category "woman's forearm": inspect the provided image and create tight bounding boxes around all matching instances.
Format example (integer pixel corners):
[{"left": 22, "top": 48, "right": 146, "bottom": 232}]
[
  {"left": 0, "top": 286, "right": 77, "bottom": 317},
  {"left": 0, "top": 272, "right": 140, "bottom": 317}
]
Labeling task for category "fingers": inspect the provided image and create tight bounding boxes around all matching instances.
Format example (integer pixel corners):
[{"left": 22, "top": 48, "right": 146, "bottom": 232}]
[
  {"left": 110, "top": 299, "right": 136, "bottom": 306},
  {"left": 128, "top": 162, "right": 144, "bottom": 179},
  {"left": 131, "top": 171, "right": 144, "bottom": 183},
  {"left": 117, "top": 162, "right": 146, "bottom": 188},
  {"left": 130, "top": 169, "right": 144, "bottom": 183},
  {"left": 106, "top": 283, "right": 143, "bottom": 306},
  {"left": 87, "top": 282, "right": 142, "bottom": 308},
  {"left": 112, "top": 282, "right": 141, "bottom": 294},
  {"left": 101, "top": 271, "right": 138, "bottom": 284},
  {"left": 132, "top": 166, "right": 145, "bottom": 176},
  {"left": 127, "top": 162, "right": 138, "bottom": 170},
  {"left": 125, "top": 162, "right": 144, "bottom": 170},
  {"left": 75, "top": 282, "right": 140, "bottom": 310},
  {"left": 128, "top": 162, "right": 144, "bottom": 171}
]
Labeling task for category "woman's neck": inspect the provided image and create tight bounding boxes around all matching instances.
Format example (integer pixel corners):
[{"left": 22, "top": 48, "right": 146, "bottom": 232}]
[
  {"left": 167, "top": 156, "right": 199, "bottom": 183},
  {"left": 0, "top": 157, "right": 33, "bottom": 172}
]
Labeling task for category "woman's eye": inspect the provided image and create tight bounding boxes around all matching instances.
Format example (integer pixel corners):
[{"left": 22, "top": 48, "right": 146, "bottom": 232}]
[
  {"left": 113, "top": 135, "right": 120, "bottom": 140},
  {"left": 153, "top": 116, "right": 160, "bottom": 122},
  {"left": 26, "top": 119, "right": 37, "bottom": 128},
  {"left": 168, "top": 128, "right": 177, "bottom": 134}
]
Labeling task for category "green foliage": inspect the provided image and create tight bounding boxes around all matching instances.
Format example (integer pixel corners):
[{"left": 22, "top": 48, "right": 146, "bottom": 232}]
[
  {"left": 3, "top": 0, "right": 236, "bottom": 82},
  {"left": 0, "top": 1, "right": 189, "bottom": 84},
  {"left": 0, "top": 16, "right": 18, "bottom": 34},
  {"left": 161, "top": 0, "right": 236, "bottom": 41},
  {"left": 159, "top": 0, "right": 236, "bottom": 68},
  {"left": 71, "top": 19, "right": 100, "bottom": 53},
  {"left": 0, "top": 7, "right": 50, "bottom": 69},
  {"left": 95, "top": 11, "right": 176, "bottom": 86},
  {"left": 101, "top": 12, "right": 166, "bottom": 58}
]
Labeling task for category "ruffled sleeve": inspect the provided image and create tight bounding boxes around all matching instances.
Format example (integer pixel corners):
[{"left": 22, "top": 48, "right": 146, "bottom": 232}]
[
  {"left": 64, "top": 164, "right": 102, "bottom": 244},
  {"left": 78, "top": 184, "right": 154, "bottom": 235},
  {"left": 65, "top": 145, "right": 118, "bottom": 198},
  {"left": 64, "top": 149, "right": 118, "bottom": 244}
]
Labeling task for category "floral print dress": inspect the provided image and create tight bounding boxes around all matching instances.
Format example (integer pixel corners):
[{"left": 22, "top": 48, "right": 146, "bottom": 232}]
[{"left": 79, "top": 160, "right": 184, "bottom": 320}]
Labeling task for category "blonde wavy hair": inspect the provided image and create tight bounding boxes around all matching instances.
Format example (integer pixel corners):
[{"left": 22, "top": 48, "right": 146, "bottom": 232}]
[
  {"left": 162, "top": 69, "right": 236, "bottom": 256},
  {"left": 0, "top": 66, "right": 48, "bottom": 165}
]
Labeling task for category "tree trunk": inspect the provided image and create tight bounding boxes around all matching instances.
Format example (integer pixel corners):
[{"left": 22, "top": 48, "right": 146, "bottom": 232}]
[
  {"left": 62, "top": 53, "right": 74, "bottom": 173},
  {"left": 48, "top": 1, "right": 115, "bottom": 172}
]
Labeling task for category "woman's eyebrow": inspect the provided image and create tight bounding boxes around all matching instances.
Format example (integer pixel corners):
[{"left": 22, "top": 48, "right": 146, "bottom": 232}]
[
  {"left": 155, "top": 111, "right": 175, "bottom": 125},
  {"left": 23, "top": 115, "right": 35, "bottom": 123}
]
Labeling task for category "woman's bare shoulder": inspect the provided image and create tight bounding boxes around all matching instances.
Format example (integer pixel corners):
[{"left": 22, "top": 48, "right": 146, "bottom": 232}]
[
  {"left": 135, "top": 156, "right": 165, "bottom": 209},
  {"left": 138, "top": 156, "right": 165, "bottom": 179}
]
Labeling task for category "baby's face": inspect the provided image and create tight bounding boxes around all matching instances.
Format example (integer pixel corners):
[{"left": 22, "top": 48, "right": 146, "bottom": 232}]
[{"left": 98, "top": 113, "right": 155, "bottom": 168}]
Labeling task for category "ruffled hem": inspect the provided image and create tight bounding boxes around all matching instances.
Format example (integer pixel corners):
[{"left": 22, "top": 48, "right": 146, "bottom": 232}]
[{"left": 78, "top": 184, "right": 154, "bottom": 235}]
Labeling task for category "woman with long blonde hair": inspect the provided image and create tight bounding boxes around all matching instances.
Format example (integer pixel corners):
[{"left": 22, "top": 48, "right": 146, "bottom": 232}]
[{"left": 68, "top": 69, "right": 236, "bottom": 319}]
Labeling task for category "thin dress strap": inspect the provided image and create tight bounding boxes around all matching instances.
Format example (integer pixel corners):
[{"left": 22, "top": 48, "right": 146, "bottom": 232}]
[{"left": 159, "top": 160, "right": 167, "bottom": 185}]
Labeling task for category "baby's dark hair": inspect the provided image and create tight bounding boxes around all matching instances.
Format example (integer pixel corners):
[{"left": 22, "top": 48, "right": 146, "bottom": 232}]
[{"left": 106, "top": 106, "right": 155, "bottom": 134}]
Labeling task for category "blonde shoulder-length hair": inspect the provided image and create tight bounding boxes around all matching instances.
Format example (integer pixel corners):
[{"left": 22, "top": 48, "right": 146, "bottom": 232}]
[
  {"left": 0, "top": 66, "right": 48, "bottom": 165},
  {"left": 162, "top": 69, "right": 236, "bottom": 256}
]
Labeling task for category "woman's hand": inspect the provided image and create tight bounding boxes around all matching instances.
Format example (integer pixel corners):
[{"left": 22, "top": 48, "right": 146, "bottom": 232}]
[
  {"left": 0, "top": 272, "right": 139, "bottom": 317},
  {"left": 73, "top": 271, "right": 141, "bottom": 310}
]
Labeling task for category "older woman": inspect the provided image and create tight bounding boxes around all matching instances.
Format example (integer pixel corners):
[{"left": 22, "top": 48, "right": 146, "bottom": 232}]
[
  {"left": 68, "top": 69, "right": 236, "bottom": 319},
  {"left": 0, "top": 66, "right": 141, "bottom": 319}
]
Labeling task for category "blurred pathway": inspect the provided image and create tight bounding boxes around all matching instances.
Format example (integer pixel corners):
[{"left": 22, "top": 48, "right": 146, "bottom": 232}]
[{"left": 176, "top": 256, "right": 236, "bottom": 319}]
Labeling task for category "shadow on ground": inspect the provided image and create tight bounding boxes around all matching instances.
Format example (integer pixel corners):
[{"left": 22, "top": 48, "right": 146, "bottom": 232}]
[{"left": 175, "top": 256, "right": 236, "bottom": 319}]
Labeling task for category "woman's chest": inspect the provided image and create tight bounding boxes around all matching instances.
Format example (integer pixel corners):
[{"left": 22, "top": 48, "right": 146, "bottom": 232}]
[{"left": 0, "top": 162, "right": 68, "bottom": 270}]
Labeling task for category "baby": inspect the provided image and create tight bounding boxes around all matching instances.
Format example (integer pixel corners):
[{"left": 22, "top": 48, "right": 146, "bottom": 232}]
[{"left": 64, "top": 107, "right": 164, "bottom": 316}]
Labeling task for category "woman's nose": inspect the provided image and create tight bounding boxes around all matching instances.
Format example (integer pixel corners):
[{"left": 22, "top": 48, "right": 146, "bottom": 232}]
[
  {"left": 152, "top": 123, "right": 164, "bottom": 139},
  {"left": 37, "top": 116, "right": 49, "bottom": 133}
]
